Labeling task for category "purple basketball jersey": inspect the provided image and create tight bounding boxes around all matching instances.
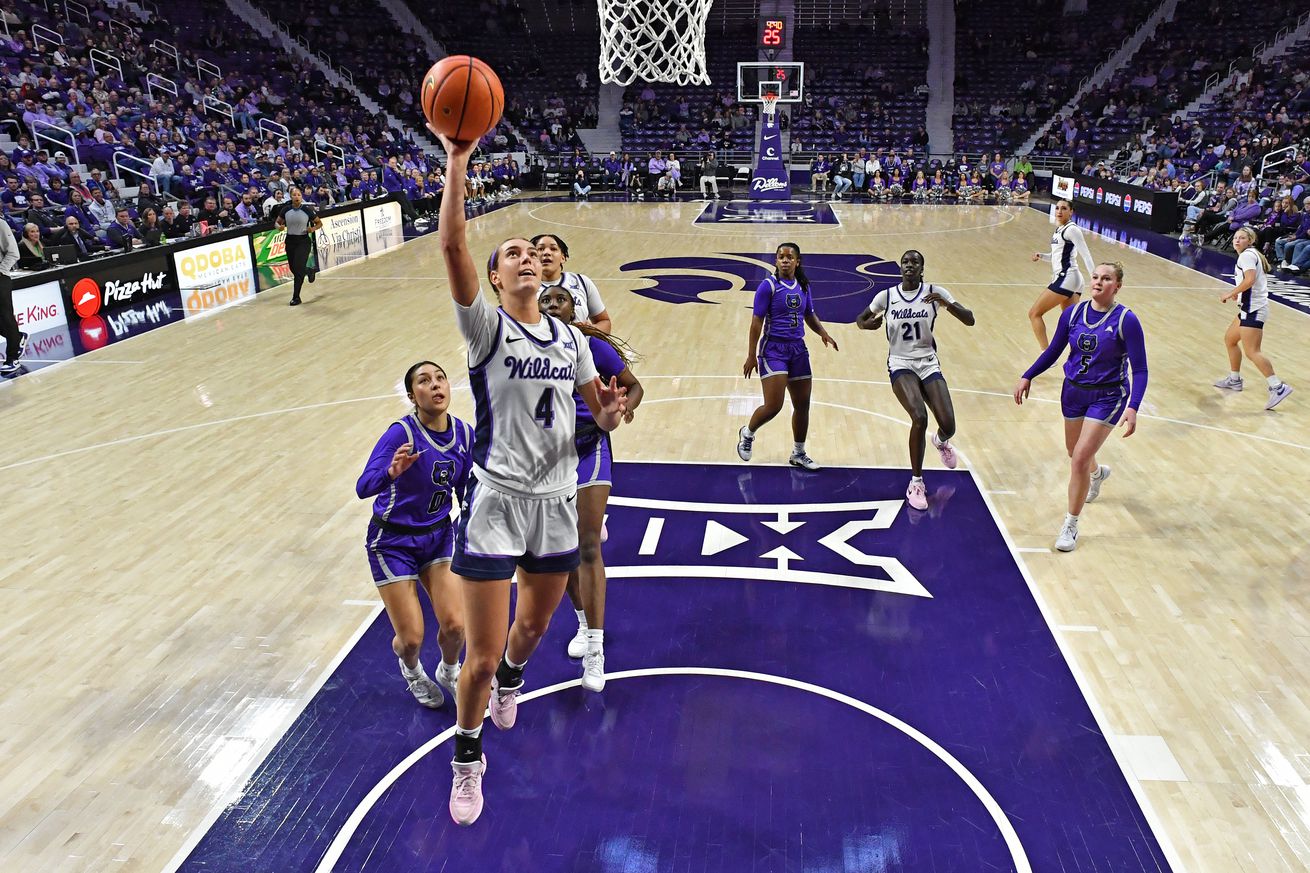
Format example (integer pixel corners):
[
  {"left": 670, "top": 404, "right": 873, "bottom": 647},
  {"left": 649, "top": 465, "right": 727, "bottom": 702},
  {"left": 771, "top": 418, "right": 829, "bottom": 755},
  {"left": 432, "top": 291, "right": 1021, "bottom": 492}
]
[
  {"left": 574, "top": 335, "right": 626, "bottom": 425},
  {"left": 753, "top": 276, "right": 813, "bottom": 341},
  {"left": 356, "top": 415, "right": 473, "bottom": 529}
]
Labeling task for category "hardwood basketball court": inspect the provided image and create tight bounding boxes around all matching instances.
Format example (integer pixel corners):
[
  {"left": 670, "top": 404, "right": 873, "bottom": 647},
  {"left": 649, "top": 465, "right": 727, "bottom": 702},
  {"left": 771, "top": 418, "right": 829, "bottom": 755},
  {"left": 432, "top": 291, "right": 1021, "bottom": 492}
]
[{"left": 1, "top": 198, "right": 1307, "bottom": 872}]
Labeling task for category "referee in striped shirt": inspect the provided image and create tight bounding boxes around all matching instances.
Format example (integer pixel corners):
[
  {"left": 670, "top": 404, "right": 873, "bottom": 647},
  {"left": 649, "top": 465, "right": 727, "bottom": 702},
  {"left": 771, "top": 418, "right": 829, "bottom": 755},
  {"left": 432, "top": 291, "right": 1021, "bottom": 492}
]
[{"left": 275, "top": 187, "right": 323, "bottom": 306}]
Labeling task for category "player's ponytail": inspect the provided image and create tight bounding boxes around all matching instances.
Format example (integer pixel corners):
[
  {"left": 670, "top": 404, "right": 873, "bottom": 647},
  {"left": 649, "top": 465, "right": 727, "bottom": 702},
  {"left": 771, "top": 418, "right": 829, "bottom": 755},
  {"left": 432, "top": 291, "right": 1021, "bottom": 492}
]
[{"left": 777, "top": 241, "right": 810, "bottom": 296}]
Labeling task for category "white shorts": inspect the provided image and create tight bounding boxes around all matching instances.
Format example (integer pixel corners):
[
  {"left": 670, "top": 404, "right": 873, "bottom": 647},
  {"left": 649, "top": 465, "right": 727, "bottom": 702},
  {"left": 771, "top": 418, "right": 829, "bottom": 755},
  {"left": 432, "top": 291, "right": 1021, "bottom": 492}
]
[
  {"left": 1048, "top": 268, "right": 1084, "bottom": 298},
  {"left": 451, "top": 477, "right": 580, "bottom": 580},
  {"left": 1239, "top": 305, "right": 1268, "bottom": 329},
  {"left": 887, "top": 354, "right": 944, "bottom": 384}
]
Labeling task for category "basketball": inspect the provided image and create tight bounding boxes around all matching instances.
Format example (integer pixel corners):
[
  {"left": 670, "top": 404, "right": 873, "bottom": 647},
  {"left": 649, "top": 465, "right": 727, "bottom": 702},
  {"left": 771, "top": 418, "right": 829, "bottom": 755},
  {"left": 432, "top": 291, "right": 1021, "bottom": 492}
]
[{"left": 419, "top": 55, "right": 504, "bottom": 142}]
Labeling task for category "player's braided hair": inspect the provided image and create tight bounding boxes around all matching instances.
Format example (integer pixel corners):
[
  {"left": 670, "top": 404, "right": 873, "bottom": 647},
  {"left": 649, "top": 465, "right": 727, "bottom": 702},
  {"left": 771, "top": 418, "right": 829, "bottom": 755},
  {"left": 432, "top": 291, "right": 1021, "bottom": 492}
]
[
  {"left": 573, "top": 321, "right": 642, "bottom": 368},
  {"left": 776, "top": 241, "right": 810, "bottom": 296}
]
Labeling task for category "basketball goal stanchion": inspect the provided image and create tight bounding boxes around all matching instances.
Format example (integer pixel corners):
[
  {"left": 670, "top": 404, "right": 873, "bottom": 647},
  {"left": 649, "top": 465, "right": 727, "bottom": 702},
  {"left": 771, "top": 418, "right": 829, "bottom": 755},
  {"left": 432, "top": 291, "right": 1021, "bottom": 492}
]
[
  {"left": 597, "top": 0, "right": 714, "bottom": 86},
  {"left": 749, "top": 92, "right": 790, "bottom": 200}
]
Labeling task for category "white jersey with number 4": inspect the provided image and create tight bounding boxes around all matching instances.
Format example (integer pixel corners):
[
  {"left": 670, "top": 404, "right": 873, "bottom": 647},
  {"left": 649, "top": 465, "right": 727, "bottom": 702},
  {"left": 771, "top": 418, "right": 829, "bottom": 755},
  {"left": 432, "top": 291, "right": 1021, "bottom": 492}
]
[
  {"left": 456, "top": 292, "right": 598, "bottom": 499},
  {"left": 866, "top": 283, "right": 956, "bottom": 360}
]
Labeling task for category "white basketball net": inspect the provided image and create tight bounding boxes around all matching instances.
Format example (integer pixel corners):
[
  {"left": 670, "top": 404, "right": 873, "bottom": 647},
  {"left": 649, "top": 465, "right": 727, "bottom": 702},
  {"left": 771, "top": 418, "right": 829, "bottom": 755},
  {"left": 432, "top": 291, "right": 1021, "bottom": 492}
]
[
  {"left": 761, "top": 94, "right": 779, "bottom": 122},
  {"left": 598, "top": 0, "right": 714, "bottom": 86}
]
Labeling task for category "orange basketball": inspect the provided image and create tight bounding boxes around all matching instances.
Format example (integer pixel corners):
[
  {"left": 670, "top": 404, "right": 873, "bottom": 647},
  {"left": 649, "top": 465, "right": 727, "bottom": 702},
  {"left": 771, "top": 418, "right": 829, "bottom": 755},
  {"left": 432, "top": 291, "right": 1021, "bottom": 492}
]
[{"left": 419, "top": 55, "right": 504, "bottom": 143}]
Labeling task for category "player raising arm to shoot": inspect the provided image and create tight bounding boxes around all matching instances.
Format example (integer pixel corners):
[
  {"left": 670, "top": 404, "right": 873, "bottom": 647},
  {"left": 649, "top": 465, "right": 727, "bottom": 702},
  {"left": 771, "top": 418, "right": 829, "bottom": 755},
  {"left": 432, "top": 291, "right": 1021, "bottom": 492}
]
[{"left": 435, "top": 129, "right": 627, "bottom": 827}]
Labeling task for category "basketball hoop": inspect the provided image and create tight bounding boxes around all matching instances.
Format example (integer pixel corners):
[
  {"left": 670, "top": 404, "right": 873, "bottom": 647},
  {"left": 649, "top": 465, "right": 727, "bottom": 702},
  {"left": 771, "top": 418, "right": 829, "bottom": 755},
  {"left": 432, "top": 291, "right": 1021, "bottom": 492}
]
[
  {"left": 598, "top": 0, "right": 714, "bottom": 86},
  {"left": 761, "top": 93, "right": 779, "bottom": 123}
]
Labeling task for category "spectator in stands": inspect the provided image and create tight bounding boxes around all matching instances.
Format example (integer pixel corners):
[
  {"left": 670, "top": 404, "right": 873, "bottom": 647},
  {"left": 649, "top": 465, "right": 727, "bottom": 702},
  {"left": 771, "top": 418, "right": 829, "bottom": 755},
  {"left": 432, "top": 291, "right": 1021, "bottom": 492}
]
[
  {"left": 314, "top": 184, "right": 339, "bottom": 209},
  {"left": 218, "top": 197, "right": 239, "bottom": 228},
  {"left": 1210, "top": 190, "right": 1265, "bottom": 246},
  {"left": 699, "top": 152, "right": 720, "bottom": 199},
  {"left": 811, "top": 155, "right": 830, "bottom": 193},
  {"left": 600, "top": 152, "right": 620, "bottom": 190},
  {"left": 1275, "top": 196, "right": 1310, "bottom": 272},
  {"left": 63, "top": 190, "right": 98, "bottom": 231},
  {"left": 987, "top": 152, "right": 1006, "bottom": 183},
  {"left": 16, "top": 223, "right": 46, "bottom": 270},
  {"left": 15, "top": 152, "right": 44, "bottom": 187},
  {"left": 647, "top": 151, "right": 667, "bottom": 193},
  {"left": 106, "top": 208, "right": 142, "bottom": 251},
  {"left": 150, "top": 149, "right": 177, "bottom": 197},
  {"left": 1194, "top": 181, "right": 1236, "bottom": 241},
  {"left": 235, "top": 192, "right": 259, "bottom": 224},
  {"left": 50, "top": 216, "right": 102, "bottom": 257},
  {"left": 262, "top": 188, "right": 288, "bottom": 220},
  {"left": 24, "top": 194, "right": 60, "bottom": 237},
  {"left": 1179, "top": 178, "right": 1209, "bottom": 241},
  {"left": 667, "top": 154, "right": 682, "bottom": 188},
  {"left": 87, "top": 189, "right": 115, "bottom": 228},
  {"left": 1257, "top": 196, "right": 1299, "bottom": 252},
  {"left": 572, "top": 167, "right": 592, "bottom": 200},
  {"left": 44, "top": 177, "right": 69, "bottom": 207},
  {"left": 1, "top": 177, "right": 30, "bottom": 217},
  {"left": 85, "top": 168, "right": 114, "bottom": 199},
  {"left": 32, "top": 152, "right": 65, "bottom": 186},
  {"left": 51, "top": 152, "right": 73, "bottom": 181},
  {"left": 832, "top": 155, "right": 853, "bottom": 200},
  {"left": 173, "top": 201, "right": 197, "bottom": 237},
  {"left": 382, "top": 156, "right": 419, "bottom": 222},
  {"left": 139, "top": 208, "right": 164, "bottom": 246},
  {"left": 1232, "top": 165, "right": 1258, "bottom": 199}
]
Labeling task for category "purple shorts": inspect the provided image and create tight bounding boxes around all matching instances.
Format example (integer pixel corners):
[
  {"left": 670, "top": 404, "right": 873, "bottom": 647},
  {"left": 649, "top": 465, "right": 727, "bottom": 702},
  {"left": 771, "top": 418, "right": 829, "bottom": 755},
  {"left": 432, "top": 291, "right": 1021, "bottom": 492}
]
[
  {"left": 1062, "top": 380, "right": 1129, "bottom": 425},
  {"left": 575, "top": 425, "right": 612, "bottom": 490},
  {"left": 758, "top": 337, "right": 811, "bottom": 380},
  {"left": 365, "top": 519, "right": 454, "bottom": 586}
]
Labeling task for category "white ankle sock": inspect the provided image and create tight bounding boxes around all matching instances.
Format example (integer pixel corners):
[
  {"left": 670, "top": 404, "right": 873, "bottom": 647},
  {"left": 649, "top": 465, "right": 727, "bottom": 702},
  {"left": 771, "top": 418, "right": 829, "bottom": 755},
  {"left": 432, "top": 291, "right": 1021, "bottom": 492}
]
[
  {"left": 440, "top": 660, "right": 459, "bottom": 672},
  {"left": 911, "top": 475, "right": 923, "bottom": 484},
  {"left": 401, "top": 658, "right": 424, "bottom": 676},
  {"left": 1065, "top": 512, "right": 1079, "bottom": 524},
  {"left": 574, "top": 609, "right": 588, "bottom": 630},
  {"left": 455, "top": 724, "right": 482, "bottom": 739},
  {"left": 743, "top": 425, "right": 755, "bottom": 438},
  {"left": 584, "top": 628, "right": 604, "bottom": 653},
  {"left": 793, "top": 441, "right": 805, "bottom": 454},
  {"left": 1267, "top": 375, "right": 1283, "bottom": 389},
  {"left": 1230, "top": 371, "right": 1241, "bottom": 380},
  {"left": 505, "top": 653, "right": 526, "bottom": 670},
  {"left": 1091, "top": 466, "right": 1103, "bottom": 480}
]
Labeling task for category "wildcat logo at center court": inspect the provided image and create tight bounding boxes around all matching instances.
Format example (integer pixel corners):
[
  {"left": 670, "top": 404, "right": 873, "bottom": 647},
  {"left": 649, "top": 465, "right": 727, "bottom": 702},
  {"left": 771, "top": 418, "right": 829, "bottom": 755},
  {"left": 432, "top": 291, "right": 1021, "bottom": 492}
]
[{"left": 619, "top": 251, "right": 902, "bottom": 324}]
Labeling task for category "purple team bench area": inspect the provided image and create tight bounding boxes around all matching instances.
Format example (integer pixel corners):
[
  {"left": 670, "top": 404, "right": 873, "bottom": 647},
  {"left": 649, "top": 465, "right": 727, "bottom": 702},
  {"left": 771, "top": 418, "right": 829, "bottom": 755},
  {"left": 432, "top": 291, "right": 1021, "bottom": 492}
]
[{"left": 175, "top": 462, "right": 1173, "bottom": 873}]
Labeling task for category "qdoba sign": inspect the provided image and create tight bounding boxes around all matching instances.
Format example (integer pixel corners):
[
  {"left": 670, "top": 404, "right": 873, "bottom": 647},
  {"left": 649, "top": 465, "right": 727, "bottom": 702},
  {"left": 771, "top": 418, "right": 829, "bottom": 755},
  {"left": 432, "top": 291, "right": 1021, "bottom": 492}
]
[{"left": 173, "top": 237, "right": 257, "bottom": 319}]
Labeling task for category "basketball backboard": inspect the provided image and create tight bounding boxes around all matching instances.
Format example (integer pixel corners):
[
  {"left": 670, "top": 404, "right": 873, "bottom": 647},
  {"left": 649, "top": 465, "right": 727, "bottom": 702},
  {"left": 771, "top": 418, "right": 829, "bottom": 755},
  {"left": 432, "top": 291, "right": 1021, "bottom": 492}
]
[{"left": 737, "top": 61, "right": 804, "bottom": 103}]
